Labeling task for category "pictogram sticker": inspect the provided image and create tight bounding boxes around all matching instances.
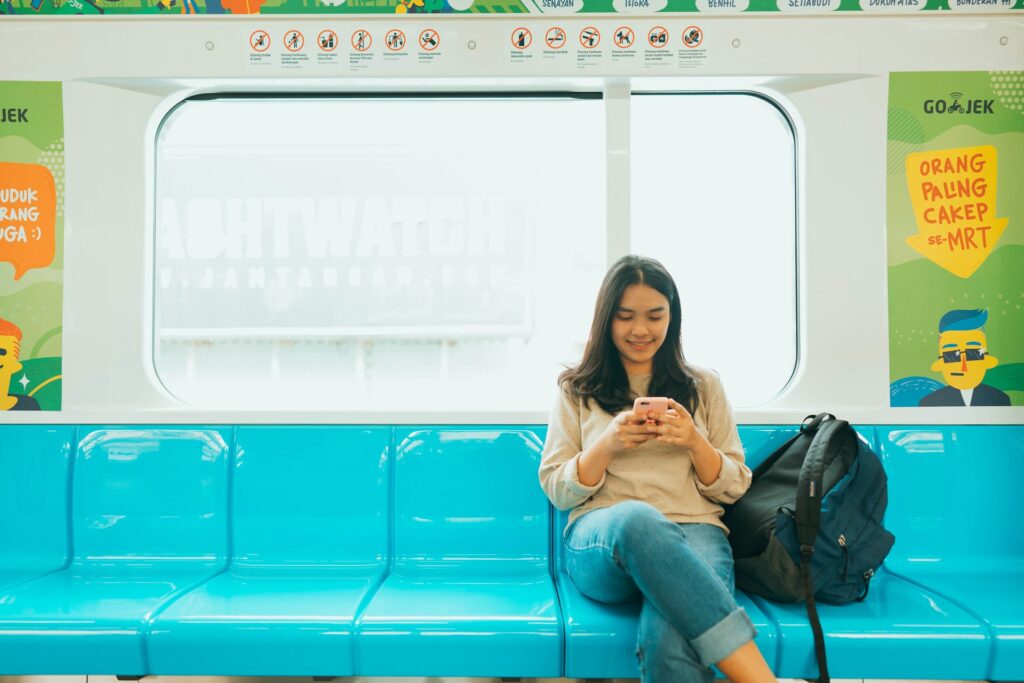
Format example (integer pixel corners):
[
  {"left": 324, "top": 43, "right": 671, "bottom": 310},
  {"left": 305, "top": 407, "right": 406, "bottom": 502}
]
[
  {"left": 250, "top": 30, "right": 270, "bottom": 52},
  {"left": 545, "top": 26, "right": 566, "bottom": 50},
  {"left": 613, "top": 26, "right": 634, "bottom": 49},
  {"left": 351, "top": 29, "right": 372, "bottom": 52},
  {"left": 385, "top": 29, "right": 407, "bottom": 51},
  {"left": 284, "top": 30, "right": 304, "bottom": 52},
  {"left": 579, "top": 26, "right": 600, "bottom": 49},
  {"left": 511, "top": 27, "right": 532, "bottom": 50},
  {"left": 419, "top": 29, "right": 440, "bottom": 51},
  {"left": 318, "top": 30, "right": 338, "bottom": 52},
  {"left": 682, "top": 25, "right": 703, "bottom": 48},
  {"left": 647, "top": 26, "right": 669, "bottom": 48}
]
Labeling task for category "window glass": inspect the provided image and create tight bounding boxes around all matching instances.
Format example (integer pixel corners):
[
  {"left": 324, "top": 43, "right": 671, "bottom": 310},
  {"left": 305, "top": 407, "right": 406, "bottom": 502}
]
[
  {"left": 631, "top": 94, "right": 797, "bottom": 406},
  {"left": 155, "top": 97, "right": 607, "bottom": 410}
]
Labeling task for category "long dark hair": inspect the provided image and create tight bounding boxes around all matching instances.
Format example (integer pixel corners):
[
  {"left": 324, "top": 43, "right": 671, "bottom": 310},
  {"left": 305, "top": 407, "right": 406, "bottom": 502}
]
[{"left": 559, "top": 255, "right": 701, "bottom": 415}]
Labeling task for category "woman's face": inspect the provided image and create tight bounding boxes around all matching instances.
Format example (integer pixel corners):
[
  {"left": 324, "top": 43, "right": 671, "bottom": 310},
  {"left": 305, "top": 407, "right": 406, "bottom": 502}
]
[{"left": 611, "top": 283, "right": 670, "bottom": 375}]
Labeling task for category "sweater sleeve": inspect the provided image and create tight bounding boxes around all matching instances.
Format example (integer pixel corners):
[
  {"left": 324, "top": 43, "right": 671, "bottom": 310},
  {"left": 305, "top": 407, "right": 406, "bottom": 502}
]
[
  {"left": 538, "top": 385, "right": 605, "bottom": 511},
  {"left": 694, "top": 370, "right": 752, "bottom": 504}
]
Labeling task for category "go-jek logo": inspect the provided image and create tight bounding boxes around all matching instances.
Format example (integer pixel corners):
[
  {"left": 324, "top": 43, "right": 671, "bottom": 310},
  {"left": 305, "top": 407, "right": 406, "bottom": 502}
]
[{"left": 923, "top": 92, "right": 994, "bottom": 115}]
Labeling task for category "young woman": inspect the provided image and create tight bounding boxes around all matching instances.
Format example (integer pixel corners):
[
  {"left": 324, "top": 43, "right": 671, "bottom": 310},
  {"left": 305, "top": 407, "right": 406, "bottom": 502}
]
[{"left": 539, "top": 255, "right": 776, "bottom": 683}]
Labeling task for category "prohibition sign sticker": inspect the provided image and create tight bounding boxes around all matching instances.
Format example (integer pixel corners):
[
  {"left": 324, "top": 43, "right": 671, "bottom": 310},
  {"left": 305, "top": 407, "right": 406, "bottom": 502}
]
[
  {"left": 613, "top": 26, "right": 634, "bottom": 49},
  {"left": 511, "top": 27, "right": 532, "bottom": 49},
  {"left": 250, "top": 30, "right": 270, "bottom": 52},
  {"left": 579, "top": 26, "right": 600, "bottom": 49},
  {"left": 647, "top": 26, "right": 669, "bottom": 48},
  {"left": 283, "top": 30, "right": 304, "bottom": 52},
  {"left": 545, "top": 26, "right": 566, "bottom": 49},
  {"left": 384, "top": 29, "right": 407, "bottom": 51},
  {"left": 318, "top": 30, "right": 338, "bottom": 52},
  {"left": 351, "top": 29, "right": 372, "bottom": 52},
  {"left": 682, "top": 25, "right": 703, "bottom": 48},
  {"left": 419, "top": 29, "right": 440, "bottom": 51}
]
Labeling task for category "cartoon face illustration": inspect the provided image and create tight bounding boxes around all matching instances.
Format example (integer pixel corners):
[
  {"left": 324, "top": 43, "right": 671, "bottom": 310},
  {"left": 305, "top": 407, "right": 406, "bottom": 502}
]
[
  {"left": 0, "top": 324, "right": 24, "bottom": 410},
  {"left": 0, "top": 331, "right": 23, "bottom": 382},
  {"left": 930, "top": 327, "right": 999, "bottom": 390},
  {"left": 917, "top": 308, "right": 1011, "bottom": 408}
]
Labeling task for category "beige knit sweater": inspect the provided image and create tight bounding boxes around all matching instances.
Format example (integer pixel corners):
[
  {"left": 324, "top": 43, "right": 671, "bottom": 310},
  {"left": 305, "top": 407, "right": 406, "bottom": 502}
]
[{"left": 538, "top": 366, "right": 752, "bottom": 534}]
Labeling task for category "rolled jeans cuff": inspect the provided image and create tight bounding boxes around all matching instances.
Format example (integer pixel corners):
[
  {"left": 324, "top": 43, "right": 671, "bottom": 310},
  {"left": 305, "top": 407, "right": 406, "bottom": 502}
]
[{"left": 690, "top": 606, "right": 757, "bottom": 667}]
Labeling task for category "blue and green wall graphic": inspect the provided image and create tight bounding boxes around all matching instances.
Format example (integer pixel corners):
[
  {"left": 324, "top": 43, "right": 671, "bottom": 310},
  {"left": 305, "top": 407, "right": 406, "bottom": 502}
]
[
  {"left": 888, "top": 71, "right": 1024, "bottom": 408},
  {"left": 0, "top": 81, "right": 63, "bottom": 412}
]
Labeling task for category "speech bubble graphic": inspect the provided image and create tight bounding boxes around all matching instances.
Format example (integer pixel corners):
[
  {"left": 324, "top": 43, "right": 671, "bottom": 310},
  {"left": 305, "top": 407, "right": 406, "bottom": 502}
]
[
  {"left": 904, "top": 145, "right": 1009, "bottom": 279},
  {"left": 0, "top": 162, "right": 56, "bottom": 281}
]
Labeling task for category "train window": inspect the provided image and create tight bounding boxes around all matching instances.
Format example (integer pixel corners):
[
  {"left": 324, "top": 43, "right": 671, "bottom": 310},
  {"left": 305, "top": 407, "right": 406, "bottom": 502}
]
[
  {"left": 154, "top": 96, "right": 607, "bottom": 410},
  {"left": 631, "top": 94, "right": 797, "bottom": 407}
]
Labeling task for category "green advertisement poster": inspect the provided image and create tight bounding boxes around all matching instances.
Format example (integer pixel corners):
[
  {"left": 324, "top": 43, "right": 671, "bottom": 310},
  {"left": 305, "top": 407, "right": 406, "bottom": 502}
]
[
  {"left": 0, "top": 81, "right": 64, "bottom": 411},
  {"left": 887, "top": 71, "right": 1024, "bottom": 408}
]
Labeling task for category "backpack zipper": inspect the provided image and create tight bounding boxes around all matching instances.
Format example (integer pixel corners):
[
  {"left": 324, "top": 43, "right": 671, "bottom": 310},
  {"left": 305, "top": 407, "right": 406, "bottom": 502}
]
[
  {"left": 838, "top": 534, "right": 849, "bottom": 581},
  {"left": 831, "top": 466, "right": 888, "bottom": 570}
]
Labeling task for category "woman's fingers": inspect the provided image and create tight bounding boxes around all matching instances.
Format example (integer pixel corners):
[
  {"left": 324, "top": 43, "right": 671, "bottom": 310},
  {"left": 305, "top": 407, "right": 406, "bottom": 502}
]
[{"left": 668, "top": 399, "right": 691, "bottom": 416}]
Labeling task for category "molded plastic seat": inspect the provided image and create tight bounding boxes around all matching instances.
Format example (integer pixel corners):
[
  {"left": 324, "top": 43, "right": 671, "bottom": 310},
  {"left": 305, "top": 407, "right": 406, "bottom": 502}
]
[
  {"left": 554, "top": 427, "right": 787, "bottom": 678},
  {"left": 0, "top": 427, "right": 231, "bottom": 675},
  {"left": 147, "top": 426, "right": 390, "bottom": 676},
  {"left": 0, "top": 426, "right": 73, "bottom": 591},
  {"left": 750, "top": 565, "right": 988, "bottom": 678},
  {"left": 880, "top": 425, "right": 1024, "bottom": 681},
  {"left": 357, "top": 428, "right": 561, "bottom": 678},
  {"left": 752, "top": 426, "right": 990, "bottom": 680}
]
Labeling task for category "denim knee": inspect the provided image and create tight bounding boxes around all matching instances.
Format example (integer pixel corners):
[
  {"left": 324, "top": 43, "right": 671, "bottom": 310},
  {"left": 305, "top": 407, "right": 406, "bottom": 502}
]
[{"left": 604, "top": 501, "right": 678, "bottom": 555}]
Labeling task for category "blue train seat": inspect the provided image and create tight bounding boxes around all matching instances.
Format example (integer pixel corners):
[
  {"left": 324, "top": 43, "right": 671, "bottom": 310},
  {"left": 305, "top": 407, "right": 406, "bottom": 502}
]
[
  {"left": 356, "top": 428, "right": 562, "bottom": 678},
  {"left": 0, "top": 421, "right": 1018, "bottom": 679},
  {"left": 880, "top": 426, "right": 1024, "bottom": 681},
  {"left": 0, "top": 427, "right": 231, "bottom": 675},
  {"left": 147, "top": 426, "right": 390, "bottom": 676},
  {"left": 0, "top": 426, "right": 72, "bottom": 592},
  {"left": 747, "top": 427, "right": 991, "bottom": 680}
]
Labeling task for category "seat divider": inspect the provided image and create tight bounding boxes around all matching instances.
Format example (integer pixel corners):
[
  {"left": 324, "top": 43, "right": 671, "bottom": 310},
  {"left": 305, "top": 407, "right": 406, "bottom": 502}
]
[
  {"left": 138, "top": 424, "right": 238, "bottom": 674},
  {"left": 350, "top": 424, "right": 397, "bottom": 675}
]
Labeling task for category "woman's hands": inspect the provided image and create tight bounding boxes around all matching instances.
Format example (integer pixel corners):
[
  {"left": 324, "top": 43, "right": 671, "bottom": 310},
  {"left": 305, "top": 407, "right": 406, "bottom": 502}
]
[
  {"left": 578, "top": 409, "right": 653, "bottom": 486},
  {"left": 649, "top": 398, "right": 705, "bottom": 450},
  {"left": 579, "top": 398, "right": 720, "bottom": 487},
  {"left": 598, "top": 409, "right": 656, "bottom": 457},
  {"left": 650, "top": 398, "right": 723, "bottom": 486}
]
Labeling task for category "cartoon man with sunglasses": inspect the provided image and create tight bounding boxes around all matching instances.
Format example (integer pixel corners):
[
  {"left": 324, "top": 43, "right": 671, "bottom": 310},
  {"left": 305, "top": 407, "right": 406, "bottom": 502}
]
[
  {"left": 0, "top": 317, "right": 40, "bottom": 411},
  {"left": 919, "top": 308, "right": 1011, "bottom": 407}
]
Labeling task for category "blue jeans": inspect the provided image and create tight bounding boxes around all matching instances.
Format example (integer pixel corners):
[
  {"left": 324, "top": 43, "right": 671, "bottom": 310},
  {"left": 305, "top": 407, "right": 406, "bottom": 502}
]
[{"left": 565, "top": 500, "right": 757, "bottom": 683}]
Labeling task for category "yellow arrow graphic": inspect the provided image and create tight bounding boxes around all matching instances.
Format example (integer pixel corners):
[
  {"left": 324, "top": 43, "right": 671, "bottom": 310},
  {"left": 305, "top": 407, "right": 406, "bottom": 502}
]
[{"left": 904, "top": 145, "right": 1009, "bottom": 279}]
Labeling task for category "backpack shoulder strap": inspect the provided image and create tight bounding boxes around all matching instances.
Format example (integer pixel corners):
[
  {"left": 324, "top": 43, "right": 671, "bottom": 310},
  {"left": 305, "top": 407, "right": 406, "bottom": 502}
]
[
  {"left": 795, "top": 417, "right": 855, "bottom": 550},
  {"left": 794, "top": 414, "right": 856, "bottom": 683}
]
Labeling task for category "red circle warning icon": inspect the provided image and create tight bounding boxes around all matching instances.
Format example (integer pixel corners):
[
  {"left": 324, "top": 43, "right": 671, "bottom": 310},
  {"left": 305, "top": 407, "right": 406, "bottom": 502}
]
[
  {"left": 384, "top": 29, "right": 407, "bottom": 51},
  {"left": 318, "top": 30, "right": 338, "bottom": 52},
  {"left": 579, "top": 26, "right": 600, "bottom": 49},
  {"left": 545, "top": 26, "right": 566, "bottom": 50},
  {"left": 682, "top": 25, "right": 703, "bottom": 48},
  {"left": 613, "top": 26, "right": 634, "bottom": 49},
  {"left": 351, "top": 29, "right": 372, "bottom": 52},
  {"left": 511, "top": 28, "right": 532, "bottom": 50},
  {"left": 283, "top": 30, "right": 304, "bottom": 52},
  {"left": 419, "top": 29, "right": 440, "bottom": 51},
  {"left": 647, "top": 26, "right": 669, "bottom": 48},
  {"left": 250, "top": 30, "right": 270, "bottom": 52}
]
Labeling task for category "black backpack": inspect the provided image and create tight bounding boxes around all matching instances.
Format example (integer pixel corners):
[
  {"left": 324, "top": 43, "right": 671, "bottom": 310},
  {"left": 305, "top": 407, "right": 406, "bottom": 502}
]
[{"left": 723, "top": 413, "right": 895, "bottom": 683}]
